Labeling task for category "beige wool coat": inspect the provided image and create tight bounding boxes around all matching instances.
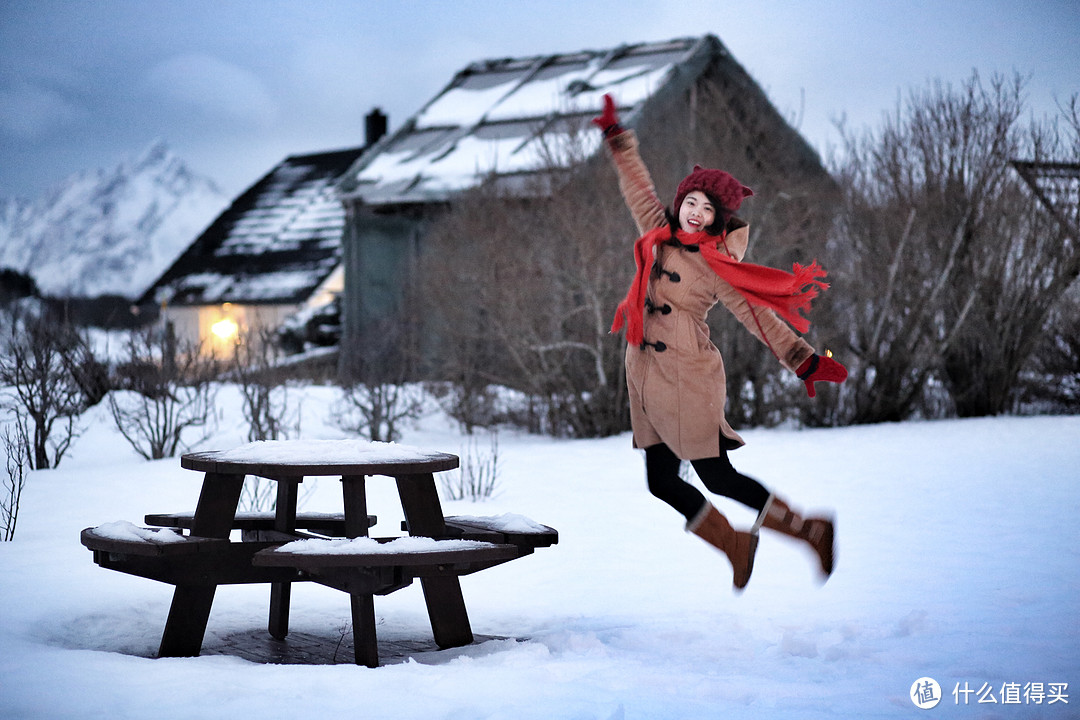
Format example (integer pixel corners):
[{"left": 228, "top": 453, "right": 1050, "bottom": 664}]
[{"left": 609, "top": 130, "right": 816, "bottom": 459}]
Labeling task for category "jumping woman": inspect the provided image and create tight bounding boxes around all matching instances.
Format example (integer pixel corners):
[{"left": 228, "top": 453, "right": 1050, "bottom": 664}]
[{"left": 594, "top": 94, "right": 848, "bottom": 590}]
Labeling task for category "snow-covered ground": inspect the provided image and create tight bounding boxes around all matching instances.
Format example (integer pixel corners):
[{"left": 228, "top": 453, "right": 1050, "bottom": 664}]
[{"left": 1, "top": 385, "right": 1077, "bottom": 719}]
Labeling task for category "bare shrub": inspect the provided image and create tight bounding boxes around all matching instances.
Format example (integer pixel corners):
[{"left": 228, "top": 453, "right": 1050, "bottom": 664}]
[
  {"left": 108, "top": 325, "right": 219, "bottom": 460},
  {"left": 332, "top": 382, "right": 424, "bottom": 443},
  {"left": 0, "top": 308, "right": 102, "bottom": 469},
  {"left": 230, "top": 327, "right": 303, "bottom": 511},
  {"left": 2, "top": 423, "right": 29, "bottom": 541},
  {"left": 232, "top": 327, "right": 302, "bottom": 443},
  {"left": 335, "top": 311, "right": 425, "bottom": 442},
  {"left": 441, "top": 429, "right": 501, "bottom": 502},
  {"left": 1015, "top": 279, "right": 1080, "bottom": 413},
  {"left": 832, "top": 73, "right": 1080, "bottom": 421}
]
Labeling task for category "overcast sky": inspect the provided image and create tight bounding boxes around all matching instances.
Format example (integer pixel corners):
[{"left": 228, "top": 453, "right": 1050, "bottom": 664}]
[{"left": 1, "top": 0, "right": 1077, "bottom": 199}]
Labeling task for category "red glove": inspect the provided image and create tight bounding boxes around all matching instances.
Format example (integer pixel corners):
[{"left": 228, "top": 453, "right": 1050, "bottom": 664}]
[
  {"left": 796, "top": 354, "right": 848, "bottom": 398},
  {"left": 591, "top": 93, "right": 623, "bottom": 137}
]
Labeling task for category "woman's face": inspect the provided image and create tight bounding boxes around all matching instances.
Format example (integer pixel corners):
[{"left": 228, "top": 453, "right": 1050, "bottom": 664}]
[{"left": 678, "top": 191, "right": 716, "bottom": 234}]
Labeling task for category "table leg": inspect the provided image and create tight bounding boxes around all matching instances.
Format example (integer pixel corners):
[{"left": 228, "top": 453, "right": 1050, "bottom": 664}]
[
  {"left": 159, "top": 472, "right": 244, "bottom": 657},
  {"left": 396, "top": 473, "right": 474, "bottom": 649},
  {"left": 341, "top": 475, "right": 379, "bottom": 665},
  {"left": 269, "top": 479, "right": 300, "bottom": 640},
  {"left": 350, "top": 593, "right": 379, "bottom": 667},
  {"left": 190, "top": 472, "right": 246, "bottom": 538},
  {"left": 341, "top": 475, "right": 369, "bottom": 539},
  {"left": 268, "top": 581, "right": 292, "bottom": 640},
  {"left": 419, "top": 576, "right": 474, "bottom": 648},
  {"left": 160, "top": 586, "right": 217, "bottom": 657}
]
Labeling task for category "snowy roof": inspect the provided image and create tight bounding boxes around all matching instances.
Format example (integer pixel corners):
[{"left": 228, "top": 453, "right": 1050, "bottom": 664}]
[
  {"left": 141, "top": 146, "right": 365, "bottom": 306},
  {"left": 337, "top": 37, "right": 709, "bottom": 206}
]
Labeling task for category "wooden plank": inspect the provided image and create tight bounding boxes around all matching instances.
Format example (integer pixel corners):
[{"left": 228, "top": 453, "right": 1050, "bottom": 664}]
[
  {"left": 181, "top": 451, "right": 459, "bottom": 480},
  {"left": 89, "top": 542, "right": 302, "bottom": 586},
  {"left": 80, "top": 527, "right": 228, "bottom": 557},
  {"left": 296, "top": 565, "right": 410, "bottom": 596},
  {"left": 144, "top": 511, "right": 374, "bottom": 534},
  {"left": 444, "top": 517, "right": 559, "bottom": 548},
  {"left": 253, "top": 542, "right": 520, "bottom": 568}
]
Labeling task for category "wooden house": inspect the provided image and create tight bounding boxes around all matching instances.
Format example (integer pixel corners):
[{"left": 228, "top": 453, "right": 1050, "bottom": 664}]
[
  {"left": 140, "top": 111, "right": 387, "bottom": 358},
  {"left": 334, "top": 35, "right": 833, "bottom": 377}
]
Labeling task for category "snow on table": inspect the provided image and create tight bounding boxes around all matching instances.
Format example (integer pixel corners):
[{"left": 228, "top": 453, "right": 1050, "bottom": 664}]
[
  {"left": 211, "top": 439, "right": 445, "bottom": 465},
  {"left": 274, "top": 536, "right": 498, "bottom": 555},
  {"left": 92, "top": 520, "right": 186, "bottom": 544},
  {"left": 447, "top": 513, "right": 550, "bottom": 534}
]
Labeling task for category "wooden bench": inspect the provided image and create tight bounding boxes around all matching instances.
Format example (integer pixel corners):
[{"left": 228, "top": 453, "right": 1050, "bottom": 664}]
[
  {"left": 252, "top": 537, "right": 523, "bottom": 592},
  {"left": 80, "top": 523, "right": 300, "bottom": 586},
  {"left": 144, "top": 511, "right": 375, "bottom": 536},
  {"left": 441, "top": 515, "right": 558, "bottom": 549},
  {"left": 81, "top": 524, "right": 226, "bottom": 557},
  {"left": 254, "top": 537, "right": 522, "bottom": 568}
]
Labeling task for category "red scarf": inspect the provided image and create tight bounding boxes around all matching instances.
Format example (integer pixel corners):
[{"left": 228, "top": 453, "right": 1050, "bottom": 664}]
[{"left": 611, "top": 226, "right": 828, "bottom": 346}]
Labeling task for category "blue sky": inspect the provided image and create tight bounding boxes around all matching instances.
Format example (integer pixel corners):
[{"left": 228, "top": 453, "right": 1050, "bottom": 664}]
[{"left": 1, "top": 0, "right": 1077, "bottom": 198}]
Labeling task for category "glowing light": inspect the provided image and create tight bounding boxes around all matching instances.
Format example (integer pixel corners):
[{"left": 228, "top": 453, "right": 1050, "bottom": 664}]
[
  {"left": 825, "top": 349, "right": 833, "bottom": 358},
  {"left": 211, "top": 317, "right": 239, "bottom": 341}
]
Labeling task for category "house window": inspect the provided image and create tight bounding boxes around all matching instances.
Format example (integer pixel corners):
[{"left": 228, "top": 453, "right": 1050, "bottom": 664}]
[
  {"left": 208, "top": 303, "right": 241, "bottom": 358},
  {"left": 211, "top": 316, "right": 239, "bottom": 341}
]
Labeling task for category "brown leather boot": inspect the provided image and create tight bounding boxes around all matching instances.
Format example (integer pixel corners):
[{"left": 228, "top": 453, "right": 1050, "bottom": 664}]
[
  {"left": 687, "top": 503, "right": 759, "bottom": 591},
  {"left": 758, "top": 495, "right": 835, "bottom": 578}
]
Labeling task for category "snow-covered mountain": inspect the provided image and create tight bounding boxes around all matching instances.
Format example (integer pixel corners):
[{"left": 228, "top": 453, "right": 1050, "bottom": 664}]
[{"left": 0, "top": 142, "right": 228, "bottom": 299}]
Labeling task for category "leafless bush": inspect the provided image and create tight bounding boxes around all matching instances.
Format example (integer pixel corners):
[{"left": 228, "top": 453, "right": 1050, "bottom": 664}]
[
  {"left": 229, "top": 327, "right": 303, "bottom": 511},
  {"left": 441, "top": 430, "right": 501, "bottom": 502},
  {"left": 232, "top": 327, "right": 302, "bottom": 443},
  {"left": 108, "top": 325, "right": 219, "bottom": 460},
  {"left": 335, "top": 312, "right": 426, "bottom": 442},
  {"left": 425, "top": 381, "right": 498, "bottom": 435},
  {"left": 2, "top": 423, "right": 29, "bottom": 541},
  {"left": 831, "top": 73, "right": 1080, "bottom": 421},
  {"left": 1014, "top": 279, "right": 1080, "bottom": 413},
  {"left": 0, "top": 308, "right": 102, "bottom": 469},
  {"left": 332, "top": 382, "right": 424, "bottom": 443}
]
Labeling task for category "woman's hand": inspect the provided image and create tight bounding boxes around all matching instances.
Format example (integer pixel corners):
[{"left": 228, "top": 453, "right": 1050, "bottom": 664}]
[
  {"left": 591, "top": 93, "right": 622, "bottom": 137},
  {"left": 796, "top": 354, "right": 848, "bottom": 398}
]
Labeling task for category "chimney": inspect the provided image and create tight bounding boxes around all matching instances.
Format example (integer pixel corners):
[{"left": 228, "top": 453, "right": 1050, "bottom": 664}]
[{"left": 365, "top": 108, "right": 387, "bottom": 147}]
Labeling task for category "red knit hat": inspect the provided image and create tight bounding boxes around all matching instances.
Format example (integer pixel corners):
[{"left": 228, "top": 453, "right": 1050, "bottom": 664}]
[{"left": 672, "top": 165, "right": 754, "bottom": 218}]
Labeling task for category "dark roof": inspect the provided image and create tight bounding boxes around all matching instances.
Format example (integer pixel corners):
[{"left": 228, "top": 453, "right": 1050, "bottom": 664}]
[
  {"left": 141, "top": 146, "right": 365, "bottom": 306},
  {"left": 337, "top": 35, "right": 826, "bottom": 206},
  {"left": 1011, "top": 160, "right": 1080, "bottom": 237}
]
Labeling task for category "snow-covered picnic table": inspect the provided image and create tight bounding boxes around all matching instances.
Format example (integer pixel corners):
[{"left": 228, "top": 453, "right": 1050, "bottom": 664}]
[{"left": 80, "top": 439, "right": 558, "bottom": 667}]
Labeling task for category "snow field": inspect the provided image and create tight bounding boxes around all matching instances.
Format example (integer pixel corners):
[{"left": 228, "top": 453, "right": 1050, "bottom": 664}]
[{"left": 0, "top": 385, "right": 1076, "bottom": 719}]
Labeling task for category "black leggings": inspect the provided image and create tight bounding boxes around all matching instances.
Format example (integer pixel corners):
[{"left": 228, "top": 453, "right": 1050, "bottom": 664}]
[{"left": 645, "top": 441, "right": 770, "bottom": 522}]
